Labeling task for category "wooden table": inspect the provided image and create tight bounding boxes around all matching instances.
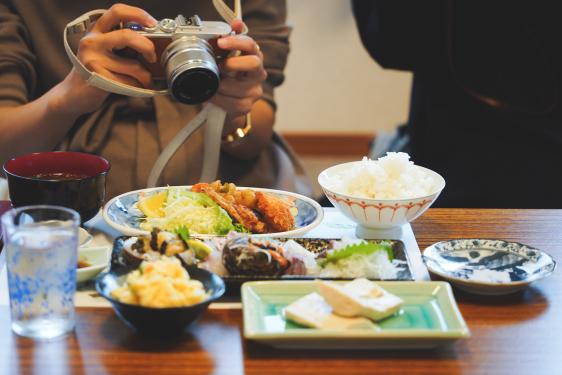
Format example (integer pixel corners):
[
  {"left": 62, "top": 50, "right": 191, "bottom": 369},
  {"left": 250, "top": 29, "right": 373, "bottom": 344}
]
[{"left": 1, "top": 209, "right": 561, "bottom": 375}]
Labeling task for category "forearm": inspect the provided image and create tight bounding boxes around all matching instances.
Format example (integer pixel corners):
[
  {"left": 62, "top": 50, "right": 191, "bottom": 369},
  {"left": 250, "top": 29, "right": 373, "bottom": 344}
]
[
  {"left": 0, "top": 81, "right": 81, "bottom": 165},
  {"left": 221, "top": 99, "right": 274, "bottom": 160}
]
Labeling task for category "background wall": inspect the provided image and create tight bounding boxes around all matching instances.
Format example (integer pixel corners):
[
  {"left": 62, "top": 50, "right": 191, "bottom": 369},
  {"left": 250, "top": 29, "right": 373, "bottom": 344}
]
[
  {"left": 275, "top": 0, "right": 412, "bottom": 135},
  {"left": 273, "top": 0, "right": 413, "bottom": 197}
]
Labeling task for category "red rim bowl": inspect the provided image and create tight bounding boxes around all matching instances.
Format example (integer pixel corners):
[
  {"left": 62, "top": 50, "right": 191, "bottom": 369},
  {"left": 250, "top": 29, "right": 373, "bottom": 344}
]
[{"left": 3, "top": 152, "right": 110, "bottom": 223}]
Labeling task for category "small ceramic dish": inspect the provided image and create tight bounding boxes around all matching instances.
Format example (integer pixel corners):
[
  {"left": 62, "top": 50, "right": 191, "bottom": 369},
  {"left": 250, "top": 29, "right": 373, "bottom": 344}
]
[
  {"left": 77, "top": 246, "right": 111, "bottom": 283},
  {"left": 96, "top": 266, "right": 225, "bottom": 335},
  {"left": 423, "top": 239, "right": 556, "bottom": 295},
  {"left": 102, "top": 186, "right": 323, "bottom": 237},
  {"left": 78, "top": 227, "right": 93, "bottom": 248}
]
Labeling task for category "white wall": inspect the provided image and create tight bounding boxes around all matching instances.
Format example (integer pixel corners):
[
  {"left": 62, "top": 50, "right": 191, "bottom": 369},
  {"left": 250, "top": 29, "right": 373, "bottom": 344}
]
[{"left": 275, "top": 0, "right": 412, "bottom": 134}]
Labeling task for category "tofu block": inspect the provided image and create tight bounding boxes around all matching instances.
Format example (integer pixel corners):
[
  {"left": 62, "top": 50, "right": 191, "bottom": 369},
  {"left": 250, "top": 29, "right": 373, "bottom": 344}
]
[
  {"left": 283, "top": 292, "right": 376, "bottom": 330},
  {"left": 317, "top": 278, "right": 403, "bottom": 321}
]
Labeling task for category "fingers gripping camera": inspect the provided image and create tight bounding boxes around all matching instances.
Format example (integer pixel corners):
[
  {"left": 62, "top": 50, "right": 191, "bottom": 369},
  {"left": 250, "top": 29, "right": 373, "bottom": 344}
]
[
  {"left": 125, "top": 15, "right": 232, "bottom": 104},
  {"left": 64, "top": 10, "right": 234, "bottom": 105}
]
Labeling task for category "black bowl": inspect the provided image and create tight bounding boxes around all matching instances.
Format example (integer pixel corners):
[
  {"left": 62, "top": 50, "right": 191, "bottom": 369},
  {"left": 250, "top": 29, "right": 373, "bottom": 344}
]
[
  {"left": 3, "top": 151, "right": 110, "bottom": 223},
  {"left": 96, "top": 265, "right": 225, "bottom": 336}
]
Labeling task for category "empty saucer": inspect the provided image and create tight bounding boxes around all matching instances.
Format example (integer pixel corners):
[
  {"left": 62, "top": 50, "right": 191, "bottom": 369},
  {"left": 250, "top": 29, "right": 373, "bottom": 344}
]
[{"left": 423, "top": 239, "right": 556, "bottom": 295}]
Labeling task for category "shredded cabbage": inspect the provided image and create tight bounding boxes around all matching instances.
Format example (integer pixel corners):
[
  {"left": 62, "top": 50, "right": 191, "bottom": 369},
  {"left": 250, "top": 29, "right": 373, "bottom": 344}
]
[
  {"left": 139, "top": 188, "right": 235, "bottom": 234},
  {"left": 319, "top": 251, "right": 399, "bottom": 280}
]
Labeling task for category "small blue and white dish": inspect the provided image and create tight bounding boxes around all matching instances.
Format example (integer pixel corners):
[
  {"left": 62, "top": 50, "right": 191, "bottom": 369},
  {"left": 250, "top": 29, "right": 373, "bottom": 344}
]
[
  {"left": 102, "top": 186, "right": 323, "bottom": 238},
  {"left": 423, "top": 239, "right": 556, "bottom": 295}
]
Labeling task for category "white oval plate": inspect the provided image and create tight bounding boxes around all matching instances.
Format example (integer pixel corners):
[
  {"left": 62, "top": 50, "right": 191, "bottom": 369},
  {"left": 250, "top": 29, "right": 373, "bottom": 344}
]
[{"left": 102, "top": 186, "right": 323, "bottom": 238}]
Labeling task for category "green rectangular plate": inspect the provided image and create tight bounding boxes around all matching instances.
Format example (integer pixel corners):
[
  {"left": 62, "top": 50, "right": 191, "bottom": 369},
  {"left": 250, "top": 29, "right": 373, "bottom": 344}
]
[{"left": 242, "top": 281, "right": 470, "bottom": 349}]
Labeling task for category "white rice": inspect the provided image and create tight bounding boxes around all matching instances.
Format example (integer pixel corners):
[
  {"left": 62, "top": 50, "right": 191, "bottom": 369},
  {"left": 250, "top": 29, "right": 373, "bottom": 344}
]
[{"left": 326, "top": 152, "right": 437, "bottom": 200}]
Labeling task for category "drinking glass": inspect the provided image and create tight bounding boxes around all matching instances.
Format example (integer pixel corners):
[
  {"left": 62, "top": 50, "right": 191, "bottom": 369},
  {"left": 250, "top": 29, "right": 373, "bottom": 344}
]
[{"left": 1, "top": 205, "right": 80, "bottom": 339}]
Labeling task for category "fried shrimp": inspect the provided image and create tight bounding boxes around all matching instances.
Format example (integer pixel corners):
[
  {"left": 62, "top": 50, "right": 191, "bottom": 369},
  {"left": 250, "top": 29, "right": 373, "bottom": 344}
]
[
  {"left": 192, "top": 180, "right": 294, "bottom": 234},
  {"left": 255, "top": 192, "right": 295, "bottom": 232},
  {"left": 191, "top": 183, "right": 209, "bottom": 193},
  {"left": 200, "top": 186, "right": 267, "bottom": 234}
]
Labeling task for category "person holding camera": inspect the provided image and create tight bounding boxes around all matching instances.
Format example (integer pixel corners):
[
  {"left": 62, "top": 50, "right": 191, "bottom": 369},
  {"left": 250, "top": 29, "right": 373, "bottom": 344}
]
[{"left": 0, "top": 1, "right": 311, "bottom": 199}]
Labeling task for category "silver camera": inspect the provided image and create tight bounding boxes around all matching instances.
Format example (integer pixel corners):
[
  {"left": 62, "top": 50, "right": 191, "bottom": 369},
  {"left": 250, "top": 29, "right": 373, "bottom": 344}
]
[{"left": 124, "top": 15, "right": 231, "bottom": 104}]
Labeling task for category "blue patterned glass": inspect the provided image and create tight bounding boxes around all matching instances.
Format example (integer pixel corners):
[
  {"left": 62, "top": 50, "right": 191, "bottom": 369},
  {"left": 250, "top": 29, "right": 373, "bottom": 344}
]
[{"left": 2, "top": 205, "right": 80, "bottom": 339}]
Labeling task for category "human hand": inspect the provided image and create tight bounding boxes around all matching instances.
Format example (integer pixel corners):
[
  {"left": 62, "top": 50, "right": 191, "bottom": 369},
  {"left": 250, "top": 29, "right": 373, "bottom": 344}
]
[
  {"left": 211, "top": 20, "right": 267, "bottom": 133},
  {"left": 56, "top": 4, "right": 157, "bottom": 117}
]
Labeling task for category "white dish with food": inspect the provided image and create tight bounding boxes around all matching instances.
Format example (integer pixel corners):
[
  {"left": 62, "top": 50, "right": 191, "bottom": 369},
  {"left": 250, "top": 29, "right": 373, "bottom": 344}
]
[
  {"left": 77, "top": 245, "right": 111, "bottom": 283},
  {"left": 103, "top": 183, "right": 323, "bottom": 238},
  {"left": 78, "top": 227, "right": 93, "bottom": 248}
]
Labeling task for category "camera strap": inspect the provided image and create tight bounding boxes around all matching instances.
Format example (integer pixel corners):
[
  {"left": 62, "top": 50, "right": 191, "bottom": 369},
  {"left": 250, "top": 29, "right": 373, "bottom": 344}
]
[
  {"left": 63, "top": 9, "right": 169, "bottom": 98},
  {"left": 63, "top": 0, "right": 246, "bottom": 187}
]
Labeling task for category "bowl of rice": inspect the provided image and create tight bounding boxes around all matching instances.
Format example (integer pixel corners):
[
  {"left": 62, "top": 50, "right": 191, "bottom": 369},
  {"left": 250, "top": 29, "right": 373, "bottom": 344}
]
[{"left": 318, "top": 153, "right": 445, "bottom": 229}]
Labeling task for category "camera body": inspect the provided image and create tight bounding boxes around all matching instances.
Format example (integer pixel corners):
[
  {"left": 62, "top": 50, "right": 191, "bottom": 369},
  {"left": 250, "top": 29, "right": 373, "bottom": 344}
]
[{"left": 125, "top": 15, "right": 232, "bottom": 104}]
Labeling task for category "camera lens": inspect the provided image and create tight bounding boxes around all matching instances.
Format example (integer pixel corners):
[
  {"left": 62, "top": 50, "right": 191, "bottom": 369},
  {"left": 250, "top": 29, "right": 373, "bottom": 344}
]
[
  {"left": 171, "top": 68, "right": 218, "bottom": 104},
  {"left": 163, "top": 37, "right": 220, "bottom": 104}
]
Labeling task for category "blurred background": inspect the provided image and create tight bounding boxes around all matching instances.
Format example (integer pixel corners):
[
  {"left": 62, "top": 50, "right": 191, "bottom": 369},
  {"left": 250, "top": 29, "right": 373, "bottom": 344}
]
[{"left": 277, "top": 0, "right": 412, "bottom": 196}]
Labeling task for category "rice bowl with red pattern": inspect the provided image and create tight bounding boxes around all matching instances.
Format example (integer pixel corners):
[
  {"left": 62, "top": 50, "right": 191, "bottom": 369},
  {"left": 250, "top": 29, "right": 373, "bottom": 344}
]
[{"left": 318, "top": 153, "right": 445, "bottom": 229}]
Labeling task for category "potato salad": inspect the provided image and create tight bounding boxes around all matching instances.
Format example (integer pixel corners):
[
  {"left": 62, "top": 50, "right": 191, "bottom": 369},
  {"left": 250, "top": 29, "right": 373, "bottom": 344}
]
[{"left": 111, "top": 257, "right": 207, "bottom": 308}]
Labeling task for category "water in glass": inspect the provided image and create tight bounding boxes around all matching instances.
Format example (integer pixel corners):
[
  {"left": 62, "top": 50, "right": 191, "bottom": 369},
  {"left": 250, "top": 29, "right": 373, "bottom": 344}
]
[{"left": 2, "top": 206, "right": 79, "bottom": 339}]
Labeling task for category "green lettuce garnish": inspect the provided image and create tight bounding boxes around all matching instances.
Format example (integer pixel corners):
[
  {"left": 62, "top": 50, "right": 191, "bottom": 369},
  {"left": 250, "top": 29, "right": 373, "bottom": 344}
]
[
  {"left": 233, "top": 223, "right": 251, "bottom": 233},
  {"left": 140, "top": 188, "right": 236, "bottom": 235},
  {"left": 174, "top": 225, "right": 190, "bottom": 243},
  {"left": 319, "top": 241, "right": 393, "bottom": 266}
]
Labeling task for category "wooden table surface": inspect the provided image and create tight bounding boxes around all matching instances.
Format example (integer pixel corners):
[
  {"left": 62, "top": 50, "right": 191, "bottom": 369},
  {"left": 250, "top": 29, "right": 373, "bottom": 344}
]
[{"left": 2, "top": 209, "right": 561, "bottom": 375}]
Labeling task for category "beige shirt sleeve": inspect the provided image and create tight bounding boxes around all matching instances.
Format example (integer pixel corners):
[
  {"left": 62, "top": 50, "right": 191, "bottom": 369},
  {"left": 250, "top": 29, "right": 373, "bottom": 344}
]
[
  {"left": 0, "top": 2, "right": 37, "bottom": 106},
  {"left": 243, "top": 0, "right": 290, "bottom": 111}
]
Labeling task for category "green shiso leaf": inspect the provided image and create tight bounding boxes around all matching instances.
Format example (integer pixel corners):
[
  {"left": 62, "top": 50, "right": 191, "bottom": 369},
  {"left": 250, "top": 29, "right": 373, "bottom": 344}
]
[
  {"left": 319, "top": 241, "right": 393, "bottom": 266},
  {"left": 174, "top": 226, "right": 190, "bottom": 243}
]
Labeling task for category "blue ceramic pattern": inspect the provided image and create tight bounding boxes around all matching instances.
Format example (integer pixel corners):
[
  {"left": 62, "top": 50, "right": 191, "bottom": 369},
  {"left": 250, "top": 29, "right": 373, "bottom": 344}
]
[
  {"left": 108, "top": 193, "right": 143, "bottom": 228},
  {"left": 106, "top": 187, "right": 320, "bottom": 234},
  {"left": 423, "top": 239, "right": 556, "bottom": 284}
]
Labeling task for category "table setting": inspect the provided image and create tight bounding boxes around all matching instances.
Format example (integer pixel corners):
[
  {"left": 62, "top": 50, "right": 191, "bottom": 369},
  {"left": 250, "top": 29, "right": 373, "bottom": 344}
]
[{"left": 0, "top": 151, "right": 559, "bottom": 375}]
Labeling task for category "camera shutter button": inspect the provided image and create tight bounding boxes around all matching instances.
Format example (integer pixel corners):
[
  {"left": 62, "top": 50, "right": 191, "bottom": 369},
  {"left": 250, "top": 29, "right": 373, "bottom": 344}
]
[{"left": 158, "top": 19, "right": 177, "bottom": 33}]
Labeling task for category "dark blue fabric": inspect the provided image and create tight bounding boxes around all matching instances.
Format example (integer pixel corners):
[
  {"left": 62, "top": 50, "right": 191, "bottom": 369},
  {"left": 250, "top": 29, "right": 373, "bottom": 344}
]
[{"left": 352, "top": 0, "right": 562, "bottom": 208}]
